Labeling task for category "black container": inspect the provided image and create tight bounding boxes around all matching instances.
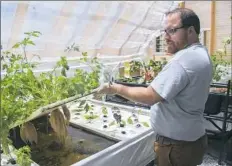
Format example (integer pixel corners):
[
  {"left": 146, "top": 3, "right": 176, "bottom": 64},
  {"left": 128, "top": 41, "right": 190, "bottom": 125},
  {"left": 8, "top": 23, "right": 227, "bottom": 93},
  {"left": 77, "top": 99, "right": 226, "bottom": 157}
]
[
  {"left": 204, "top": 93, "right": 224, "bottom": 115},
  {"left": 115, "top": 76, "right": 149, "bottom": 88},
  {"left": 105, "top": 94, "right": 150, "bottom": 109},
  {"left": 107, "top": 77, "right": 150, "bottom": 109}
]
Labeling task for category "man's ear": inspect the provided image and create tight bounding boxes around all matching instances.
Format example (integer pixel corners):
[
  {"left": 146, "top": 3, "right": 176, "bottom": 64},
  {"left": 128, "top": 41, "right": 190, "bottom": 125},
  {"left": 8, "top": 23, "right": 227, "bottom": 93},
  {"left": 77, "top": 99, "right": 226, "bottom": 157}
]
[{"left": 188, "top": 26, "right": 195, "bottom": 35}]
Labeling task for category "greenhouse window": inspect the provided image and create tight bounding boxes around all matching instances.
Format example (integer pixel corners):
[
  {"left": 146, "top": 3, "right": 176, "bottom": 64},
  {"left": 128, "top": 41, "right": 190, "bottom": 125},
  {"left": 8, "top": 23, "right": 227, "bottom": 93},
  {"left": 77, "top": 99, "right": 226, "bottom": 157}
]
[{"left": 155, "top": 35, "right": 166, "bottom": 53}]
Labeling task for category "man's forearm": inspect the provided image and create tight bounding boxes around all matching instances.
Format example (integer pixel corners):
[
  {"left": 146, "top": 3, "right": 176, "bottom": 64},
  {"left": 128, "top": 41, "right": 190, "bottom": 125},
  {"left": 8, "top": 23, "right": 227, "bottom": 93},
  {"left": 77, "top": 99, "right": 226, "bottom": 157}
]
[{"left": 113, "top": 83, "right": 163, "bottom": 106}]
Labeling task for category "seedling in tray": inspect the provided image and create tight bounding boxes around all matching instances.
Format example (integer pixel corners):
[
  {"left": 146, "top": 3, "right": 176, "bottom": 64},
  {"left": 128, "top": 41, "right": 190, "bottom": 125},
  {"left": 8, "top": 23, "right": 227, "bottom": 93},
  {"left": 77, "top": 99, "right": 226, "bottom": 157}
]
[
  {"left": 113, "top": 113, "right": 121, "bottom": 124},
  {"left": 111, "top": 106, "right": 120, "bottom": 114},
  {"left": 83, "top": 112, "right": 99, "bottom": 123},
  {"left": 101, "top": 106, "right": 108, "bottom": 117},
  {"left": 132, "top": 108, "right": 150, "bottom": 128},
  {"left": 80, "top": 102, "right": 98, "bottom": 123}
]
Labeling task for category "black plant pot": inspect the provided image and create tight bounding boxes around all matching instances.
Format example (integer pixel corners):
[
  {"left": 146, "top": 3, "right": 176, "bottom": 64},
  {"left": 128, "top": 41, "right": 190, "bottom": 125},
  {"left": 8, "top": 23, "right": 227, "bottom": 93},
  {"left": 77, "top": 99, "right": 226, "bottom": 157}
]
[{"left": 204, "top": 93, "right": 223, "bottom": 115}]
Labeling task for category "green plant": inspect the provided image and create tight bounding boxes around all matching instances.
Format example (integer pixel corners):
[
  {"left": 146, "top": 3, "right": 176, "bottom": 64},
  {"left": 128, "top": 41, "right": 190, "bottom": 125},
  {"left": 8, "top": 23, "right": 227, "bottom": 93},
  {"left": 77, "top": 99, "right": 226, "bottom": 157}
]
[
  {"left": 76, "top": 101, "right": 94, "bottom": 113},
  {"left": 16, "top": 146, "right": 33, "bottom": 166},
  {"left": 83, "top": 104, "right": 98, "bottom": 122},
  {"left": 129, "top": 60, "right": 142, "bottom": 73},
  {"left": 141, "top": 122, "right": 149, "bottom": 127},
  {"left": 54, "top": 56, "right": 70, "bottom": 77},
  {"left": 101, "top": 106, "right": 108, "bottom": 115},
  {"left": 0, "top": 31, "right": 102, "bottom": 165},
  {"left": 69, "top": 52, "right": 101, "bottom": 95},
  {"left": 12, "top": 31, "right": 42, "bottom": 63},
  {"left": 83, "top": 103, "right": 94, "bottom": 113},
  {"left": 211, "top": 36, "right": 231, "bottom": 81},
  {"left": 64, "top": 42, "right": 79, "bottom": 52},
  {"left": 109, "top": 120, "right": 116, "bottom": 126},
  {"left": 1, "top": 31, "right": 44, "bottom": 157},
  {"left": 127, "top": 117, "right": 133, "bottom": 124},
  {"left": 121, "top": 120, "right": 126, "bottom": 126},
  {"left": 147, "top": 60, "right": 162, "bottom": 73},
  {"left": 83, "top": 114, "right": 99, "bottom": 120}
]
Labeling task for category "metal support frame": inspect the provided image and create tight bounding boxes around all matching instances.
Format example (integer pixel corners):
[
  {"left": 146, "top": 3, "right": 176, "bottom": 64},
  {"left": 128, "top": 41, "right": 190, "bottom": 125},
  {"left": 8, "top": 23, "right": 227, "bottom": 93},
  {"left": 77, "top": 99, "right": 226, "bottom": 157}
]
[
  {"left": 204, "top": 80, "right": 231, "bottom": 165},
  {"left": 106, "top": 79, "right": 232, "bottom": 165}
]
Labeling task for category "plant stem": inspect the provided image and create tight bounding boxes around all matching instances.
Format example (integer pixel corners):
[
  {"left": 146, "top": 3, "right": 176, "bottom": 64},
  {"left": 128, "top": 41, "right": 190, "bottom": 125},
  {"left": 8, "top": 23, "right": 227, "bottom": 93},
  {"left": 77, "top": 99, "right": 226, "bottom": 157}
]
[{"left": 23, "top": 46, "right": 28, "bottom": 64}]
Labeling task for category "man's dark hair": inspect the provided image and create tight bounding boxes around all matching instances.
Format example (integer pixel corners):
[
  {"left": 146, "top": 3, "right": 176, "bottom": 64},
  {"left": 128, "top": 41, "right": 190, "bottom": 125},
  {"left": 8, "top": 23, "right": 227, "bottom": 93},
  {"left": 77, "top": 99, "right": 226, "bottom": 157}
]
[{"left": 165, "top": 8, "right": 200, "bottom": 35}]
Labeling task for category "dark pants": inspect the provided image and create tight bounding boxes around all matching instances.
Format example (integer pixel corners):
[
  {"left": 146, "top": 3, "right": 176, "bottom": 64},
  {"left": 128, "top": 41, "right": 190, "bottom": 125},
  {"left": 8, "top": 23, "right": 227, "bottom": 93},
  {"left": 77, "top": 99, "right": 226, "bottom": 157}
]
[{"left": 154, "top": 134, "right": 208, "bottom": 166}]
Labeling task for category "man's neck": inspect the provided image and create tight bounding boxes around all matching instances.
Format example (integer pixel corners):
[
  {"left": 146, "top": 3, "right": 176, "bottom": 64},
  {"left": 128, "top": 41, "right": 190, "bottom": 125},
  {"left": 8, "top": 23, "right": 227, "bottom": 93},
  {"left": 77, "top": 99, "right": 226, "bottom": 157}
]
[
  {"left": 185, "top": 39, "right": 201, "bottom": 48},
  {"left": 188, "top": 38, "right": 200, "bottom": 45}
]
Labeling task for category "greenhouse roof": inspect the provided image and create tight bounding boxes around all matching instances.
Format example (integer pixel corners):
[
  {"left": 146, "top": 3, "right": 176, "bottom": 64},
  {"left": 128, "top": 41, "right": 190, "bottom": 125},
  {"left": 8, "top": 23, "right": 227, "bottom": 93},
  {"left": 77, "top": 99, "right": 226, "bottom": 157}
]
[{"left": 1, "top": 1, "right": 179, "bottom": 59}]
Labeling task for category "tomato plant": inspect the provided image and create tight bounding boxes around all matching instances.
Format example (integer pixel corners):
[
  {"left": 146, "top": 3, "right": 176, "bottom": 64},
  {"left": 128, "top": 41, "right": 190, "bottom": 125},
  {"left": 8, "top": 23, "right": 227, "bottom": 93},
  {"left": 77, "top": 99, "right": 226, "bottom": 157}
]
[{"left": 0, "top": 31, "right": 102, "bottom": 165}]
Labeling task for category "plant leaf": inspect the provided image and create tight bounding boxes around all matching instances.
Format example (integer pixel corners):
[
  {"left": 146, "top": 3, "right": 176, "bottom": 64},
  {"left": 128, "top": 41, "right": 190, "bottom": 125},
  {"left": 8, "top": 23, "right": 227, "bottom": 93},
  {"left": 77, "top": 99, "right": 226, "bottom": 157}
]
[
  {"left": 78, "top": 100, "right": 86, "bottom": 107},
  {"left": 121, "top": 120, "right": 126, "bottom": 126},
  {"left": 102, "top": 106, "right": 108, "bottom": 115},
  {"left": 127, "top": 117, "right": 133, "bottom": 124},
  {"left": 141, "top": 122, "right": 149, "bottom": 127},
  {"left": 84, "top": 103, "right": 90, "bottom": 113},
  {"left": 27, "top": 41, "right": 35, "bottom": 45},
  {"left": 138, "top": 109, "right": 142, "bottom": 115},
  {"left": 109, "top": 121, "right": 115, "bottom": 126},
  {"left": 84, "top": 114, "right": 98, "bottom": 120},
  {"left": 12, "top": 43, "right": 21, "bottom": 49}
]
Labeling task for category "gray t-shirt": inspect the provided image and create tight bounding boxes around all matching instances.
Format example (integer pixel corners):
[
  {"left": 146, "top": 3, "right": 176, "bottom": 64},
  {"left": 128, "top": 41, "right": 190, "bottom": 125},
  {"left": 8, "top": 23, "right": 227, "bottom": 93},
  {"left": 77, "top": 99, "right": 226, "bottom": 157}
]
[{"left": 150, "top": 43, "right": 213, "bottom": 141}]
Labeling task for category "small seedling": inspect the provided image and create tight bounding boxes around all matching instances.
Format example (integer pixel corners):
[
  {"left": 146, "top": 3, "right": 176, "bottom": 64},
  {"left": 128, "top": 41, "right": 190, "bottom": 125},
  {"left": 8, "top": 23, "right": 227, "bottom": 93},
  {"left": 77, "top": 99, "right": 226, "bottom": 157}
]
[
  {"left": 78, "top": 100, "right": 86, "bottom": 107},
  {"left": 111, "top": 106, "right": 120, "bottom": 114},
  {"left": 83, "top": 103, "right": 94, "bottom": 113},
  {"left": 83, "top": 114, "right": 98, "bottom": 120},
  {"left": 120, "top": 123, "right": 124, "bottom": 127},
  {"left": 127, "top": 117, "right": 133, "bottom": 125},
  {"left": 121, "top": 120, "right": 126, "bottom": 126},
  {"left": 109, "top": 121, "right": 116, "bottom": 126},
  {"left": 101, "top": 106, "right": 108, "bottom": 115},
  {"left": 141, "top": 122, "right": 149, "bottom": 127},
  {"left": 113, "top": 113, "right": 121, "bottom": 124}
]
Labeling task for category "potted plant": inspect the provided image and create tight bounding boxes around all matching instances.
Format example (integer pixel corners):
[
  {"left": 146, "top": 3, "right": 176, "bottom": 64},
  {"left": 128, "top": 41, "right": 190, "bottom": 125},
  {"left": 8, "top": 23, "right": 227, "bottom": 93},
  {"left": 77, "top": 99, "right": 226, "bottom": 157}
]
[
  {"left": 147, "top": 60, "right": 162, "bottom": 77},
  {"left": 129, "top": 60, "right": 142, "bottom": 77},
  {"left": 211, "top": 36, "right": 231, "bottom": 83}
]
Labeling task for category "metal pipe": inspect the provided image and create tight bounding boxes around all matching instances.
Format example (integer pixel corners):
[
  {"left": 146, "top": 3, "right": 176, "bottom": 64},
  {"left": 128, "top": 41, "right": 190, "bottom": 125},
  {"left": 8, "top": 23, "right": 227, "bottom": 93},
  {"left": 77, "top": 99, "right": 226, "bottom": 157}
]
[
  {"left": 10, "top": 89, "right": 98, "bottom": 129},
  {"left": 210, "top": 1, "right": 216, "bottom": 55}
]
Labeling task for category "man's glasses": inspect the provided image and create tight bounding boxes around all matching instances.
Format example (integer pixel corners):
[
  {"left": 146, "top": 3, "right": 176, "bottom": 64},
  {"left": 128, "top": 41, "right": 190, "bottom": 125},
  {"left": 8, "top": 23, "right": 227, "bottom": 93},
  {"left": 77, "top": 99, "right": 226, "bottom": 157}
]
[{"left": 161, "top": 25, "right": 185, "bottom": 35}]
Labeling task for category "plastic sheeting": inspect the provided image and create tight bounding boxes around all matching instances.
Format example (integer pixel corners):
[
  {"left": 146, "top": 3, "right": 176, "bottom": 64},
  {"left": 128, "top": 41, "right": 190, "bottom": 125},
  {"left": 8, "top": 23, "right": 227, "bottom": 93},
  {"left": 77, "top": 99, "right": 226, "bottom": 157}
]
[
  {"left": 1, "top": 1, "right": 178, "bottom": 64},
  {"left": 1, "top": 130, "right": 155, "bottom": 166},
  {"left": 72, "top": 129, "right": 155, "bottom": 166}
]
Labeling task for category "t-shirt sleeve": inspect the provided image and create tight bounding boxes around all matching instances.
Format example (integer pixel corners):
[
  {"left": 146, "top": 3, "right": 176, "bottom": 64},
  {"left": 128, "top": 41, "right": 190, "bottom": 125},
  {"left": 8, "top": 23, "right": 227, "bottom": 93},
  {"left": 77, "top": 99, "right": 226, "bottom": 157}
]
[{"left": 150, "top": 61, "right": 189, "bottom": 101}]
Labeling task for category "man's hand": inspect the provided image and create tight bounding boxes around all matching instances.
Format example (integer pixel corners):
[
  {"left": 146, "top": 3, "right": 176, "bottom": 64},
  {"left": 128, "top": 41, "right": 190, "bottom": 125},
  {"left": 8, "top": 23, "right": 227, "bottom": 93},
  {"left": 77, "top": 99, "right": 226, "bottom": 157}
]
[
  {"left": 96, "top": 83, "right": 163, "bottom": 105},
  {"left": 97, "top": 83, "right": 119, "bottom": 95}
]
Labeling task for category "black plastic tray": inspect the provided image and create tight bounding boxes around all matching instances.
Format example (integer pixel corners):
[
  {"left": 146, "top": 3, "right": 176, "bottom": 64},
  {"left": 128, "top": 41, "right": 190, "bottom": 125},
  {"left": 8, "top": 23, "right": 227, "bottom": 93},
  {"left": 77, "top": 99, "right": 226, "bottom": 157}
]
[{"left": 105, "top": 94, "right": 150, "bottom": 109}]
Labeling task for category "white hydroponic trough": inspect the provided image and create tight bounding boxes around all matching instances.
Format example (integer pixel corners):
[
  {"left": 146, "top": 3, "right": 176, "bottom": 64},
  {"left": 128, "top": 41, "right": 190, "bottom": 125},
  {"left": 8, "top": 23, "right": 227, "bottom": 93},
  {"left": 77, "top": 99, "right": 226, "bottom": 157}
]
[{"left": 2, "top": 95, "right": 155, "bottom": 166}]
